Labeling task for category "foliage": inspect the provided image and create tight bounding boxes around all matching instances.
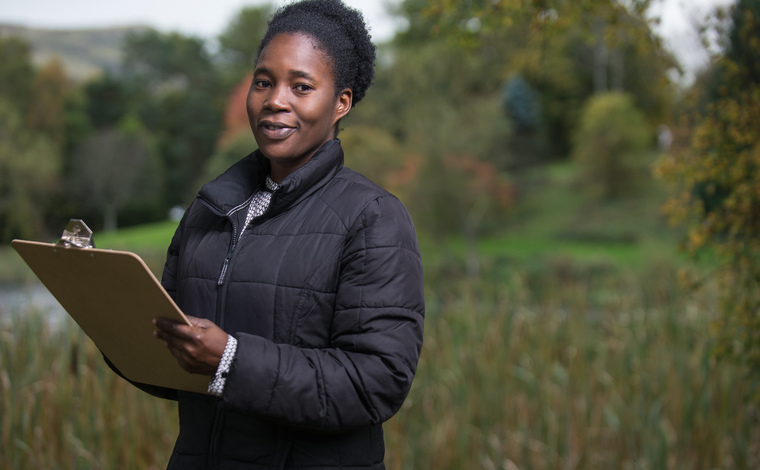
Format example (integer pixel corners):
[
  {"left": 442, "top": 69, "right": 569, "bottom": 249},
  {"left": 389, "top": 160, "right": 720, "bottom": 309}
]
[
  {"left": 217, "top": 5, "right": 273, "bottom": 86},
  {"left": 352, "top": 38, "right": 514, "bottom": 245},
  {"left": 0, "top": 36, "right": 72, "bottom": 242},
  {"left": 0, "top": 313, "right": 178, "bottom": 468},
  {"left": 396, "top": 0, "right": 674, "bottom": 160},
  {"left": 0, "top": 36, "right": 35, "bottom": 115},
  {"left": 27, "top": 59, "right": 69, "bottom": 149},
  {"left": 122, "top": 28, "right": 224, "bottom": 206},
  {"left": 502, "top": 74, "right": 547, "bottom": 167},
  {"left": 655, "top": 0, "right": 760, "bottom": 395},
  {"left": 202, "top": 129, "right": 257, "bottom": 184},
  {"left": 385, "top": 265, "right": 758, "bottom": 469},
  {"left": 70, "top": 115, "right": 163, "bottom": 231},
  {"left": 503, "top": 75, "right": 541, "bottom": 131},
  {"left": 122, "top": 29, "right": 217, "bottom": 90},
  {"left": 83, "top": 73, "right": 131, "bottom": 129},
  {"left": 0, "top": 100, "right": 60, "bottom": 241},
  {"left": 340, "top": 125, "right": 407, "bottom": 193},
  {"left": 572, "top": 92, "right": 651, "bottom": 201}
]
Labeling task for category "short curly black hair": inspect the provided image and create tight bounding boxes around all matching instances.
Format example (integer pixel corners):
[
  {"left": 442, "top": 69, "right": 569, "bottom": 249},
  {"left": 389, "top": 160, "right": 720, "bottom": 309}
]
[{"left": 257, "top": 0, "right": 376, "bottom": 107}]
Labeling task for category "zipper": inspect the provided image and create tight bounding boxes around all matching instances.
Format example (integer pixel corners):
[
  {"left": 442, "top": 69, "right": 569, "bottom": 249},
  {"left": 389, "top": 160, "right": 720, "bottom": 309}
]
[
  {"left": 212, "top": 185, "right": 280, "bottom": 286},
  {"left": 208, "top": 400, "right": 225, "bottom": 469},
  {"left": 217, "top": 215, "right": 239, "bottom": 286},
  {"left": 197, "top": 196, "right": 248, "bottom": 286},
  {"left": 198, "top": 187, "right": 277, "bottom": 468}
]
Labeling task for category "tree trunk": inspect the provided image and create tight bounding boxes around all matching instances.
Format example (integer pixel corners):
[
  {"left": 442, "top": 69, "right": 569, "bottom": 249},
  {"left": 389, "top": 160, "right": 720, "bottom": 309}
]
[
  {"left": 594, "top": 19, "right": 608, "bottom": 93},
  {"left": 103, "top": 203, "right": 118, "bottom": 232}
]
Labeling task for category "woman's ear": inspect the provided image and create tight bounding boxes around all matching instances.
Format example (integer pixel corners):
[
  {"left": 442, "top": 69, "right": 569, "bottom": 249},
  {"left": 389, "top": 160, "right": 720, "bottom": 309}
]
[{"left": 335, "top": 88, "right": 353, "bottom": 122}]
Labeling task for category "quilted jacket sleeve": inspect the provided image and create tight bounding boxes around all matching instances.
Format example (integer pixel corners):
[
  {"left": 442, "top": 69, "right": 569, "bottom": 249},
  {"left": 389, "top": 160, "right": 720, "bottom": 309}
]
[{"left": 223, "top": 195, "right": 425, "bottom": 431}]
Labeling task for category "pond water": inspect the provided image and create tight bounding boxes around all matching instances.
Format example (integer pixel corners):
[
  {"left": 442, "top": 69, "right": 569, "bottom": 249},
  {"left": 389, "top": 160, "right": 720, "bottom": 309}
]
[{"left": 0, "top": 282, "right": 68, "bottom": 328}]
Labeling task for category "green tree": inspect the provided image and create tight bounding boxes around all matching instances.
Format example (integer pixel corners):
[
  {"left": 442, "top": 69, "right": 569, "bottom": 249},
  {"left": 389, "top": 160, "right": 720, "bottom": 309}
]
[
  {"left": 655, "top": 0, "right": 760, "bottom": 394},
  {"left": 27, "top": 59, "right": 69, "bottom": 149},
  {"left": 217, "top": 4, "right": 273, "bottom": 86},
  {"left": 0, "top": 100, "right": 60, "bottom": 241},
  {"left": 202, "top": 129, "right": 256, "bottom": 183},
  {"left": 572, "top": 92, "right": 651, "bottom": 200},
  {"left": 0, "top": 36, "right": 35, "bottom": 116},
  {"left": 70, "top": 115, "right": 163, "bottom": 231},
  {"left": 122, "top": 28, "right": 224, "bottom": 206},
  {"left": 350, "top": 37, "right": 515, "bottom": 270},
  {"left": 395, "top": 0, "right": 674, "bottom": 160},
  {"left": 83, "top": 73, "right": 131, "bottom": 129}
]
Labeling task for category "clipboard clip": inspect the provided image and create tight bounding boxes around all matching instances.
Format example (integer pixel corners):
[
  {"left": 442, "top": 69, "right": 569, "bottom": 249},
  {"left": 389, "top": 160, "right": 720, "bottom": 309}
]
[{"left": 57, "top": 219, "right": 95, "bottom": 249}]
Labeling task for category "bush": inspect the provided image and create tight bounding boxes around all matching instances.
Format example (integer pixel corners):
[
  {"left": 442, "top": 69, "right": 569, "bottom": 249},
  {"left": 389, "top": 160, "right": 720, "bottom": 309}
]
[{"left": 572, "top": 92, "right": 651, "bottom": 201}]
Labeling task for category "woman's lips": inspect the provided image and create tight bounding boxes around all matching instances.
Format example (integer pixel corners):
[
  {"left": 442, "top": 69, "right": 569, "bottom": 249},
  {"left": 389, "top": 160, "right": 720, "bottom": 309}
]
[{"left": 260, "top": 121, "right": 296, "bottom": 139}]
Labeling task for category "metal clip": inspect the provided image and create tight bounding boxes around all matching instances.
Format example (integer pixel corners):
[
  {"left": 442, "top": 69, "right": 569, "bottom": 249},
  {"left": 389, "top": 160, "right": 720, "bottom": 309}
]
[{"left": 57, "top": 219, "right": 95, "bottom": 248}]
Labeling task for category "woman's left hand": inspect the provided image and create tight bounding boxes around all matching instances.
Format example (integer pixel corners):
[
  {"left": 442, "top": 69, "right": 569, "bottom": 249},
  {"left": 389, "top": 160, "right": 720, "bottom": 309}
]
[{"left": 153, "top": 315, "right": 229, "bottom": 375}]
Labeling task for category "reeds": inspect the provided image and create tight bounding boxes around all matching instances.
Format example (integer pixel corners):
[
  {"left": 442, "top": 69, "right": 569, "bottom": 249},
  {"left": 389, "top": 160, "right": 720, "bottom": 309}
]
[
  {"left": 1, "top": 313, "right": 177, "bottom": 469},
  {"left": 2, "top": 260, "right": 758, "bottom": 469},
  {"left": 385, "top": 261, "right": 759, "bottom": 469}
]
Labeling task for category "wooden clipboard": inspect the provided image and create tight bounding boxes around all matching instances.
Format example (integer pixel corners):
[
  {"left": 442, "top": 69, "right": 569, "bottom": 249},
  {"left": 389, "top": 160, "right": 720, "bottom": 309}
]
[{"left": 11, "top": 239, "right": 211, "bottom": 394}]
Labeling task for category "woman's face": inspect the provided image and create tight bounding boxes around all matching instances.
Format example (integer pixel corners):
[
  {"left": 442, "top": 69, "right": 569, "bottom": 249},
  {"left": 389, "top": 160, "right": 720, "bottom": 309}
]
[{"left": 247, "top": 33, "right": 352, "bottom": 182}]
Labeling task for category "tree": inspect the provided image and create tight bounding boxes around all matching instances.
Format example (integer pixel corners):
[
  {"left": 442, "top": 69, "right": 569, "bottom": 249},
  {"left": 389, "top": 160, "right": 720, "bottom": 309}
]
[
  {"left": 0, "top": 36, "right": 35, "bottom": 116},
  {"left": 0, "top": 100, "right": 60, "bottom": 241},
  {"left": 395, "top": 0, "right": 675, "bottom": 159},
  {"left": 83, "top": 73, "right": 131, "bottom": 129},
  {"left": 27, "top": 59, "right": 69, "bottom": 149},
  {"left": 70, "top": 116, "right": 163, "bottom": 231},
  {"left": 202, "top": 130, "right": 256, "bottom": 184},
  {"left": 572, "top": 92, "right": 651, "bottom": 201},
  {"left": 502, "top": 74, "right": 547, "bottom": 168},
  {"left": 202, "top": 76, "right": 256, "bottom": 183},
  {"left": 655, "top": 0, "right": 760, "bottom": 395},
  {"left": 217, "top": 5, "right": 273, "bottom": 86},
  {"left": 121, "top": 28, "right": 224, "bottom": 206},
  {"left": 0, "top": 37, "right": 67, "bottom": 240}
]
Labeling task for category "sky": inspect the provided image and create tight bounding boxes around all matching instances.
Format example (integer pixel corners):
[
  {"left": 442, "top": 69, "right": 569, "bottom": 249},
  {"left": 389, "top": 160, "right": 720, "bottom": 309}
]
[{"left": 0, "top": 0, "right": 737, "bottom": 80}]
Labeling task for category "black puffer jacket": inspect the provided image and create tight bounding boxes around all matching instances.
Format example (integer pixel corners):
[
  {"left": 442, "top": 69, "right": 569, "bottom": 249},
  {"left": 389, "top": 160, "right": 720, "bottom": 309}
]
[{"left": 160, "top": 140, "right": 424, "bottom": 469}]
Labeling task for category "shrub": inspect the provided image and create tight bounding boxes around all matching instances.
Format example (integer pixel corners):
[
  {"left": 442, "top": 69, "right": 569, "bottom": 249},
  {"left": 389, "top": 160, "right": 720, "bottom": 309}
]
[{"left": 572, "top": 92, "right": 651, "bottom": 201}]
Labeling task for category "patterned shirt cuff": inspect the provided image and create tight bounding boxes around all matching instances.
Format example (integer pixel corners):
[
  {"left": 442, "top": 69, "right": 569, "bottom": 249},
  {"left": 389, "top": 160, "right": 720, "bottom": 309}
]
[{"left": 208, "top": 335, "right": 238, "bottom": 397}]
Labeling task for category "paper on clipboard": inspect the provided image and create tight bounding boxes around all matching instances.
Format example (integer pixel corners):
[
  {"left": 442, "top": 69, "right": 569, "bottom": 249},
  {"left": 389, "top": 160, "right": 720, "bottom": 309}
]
[{"left": 11, "top": 238, "right": 211, "bottom": 395}]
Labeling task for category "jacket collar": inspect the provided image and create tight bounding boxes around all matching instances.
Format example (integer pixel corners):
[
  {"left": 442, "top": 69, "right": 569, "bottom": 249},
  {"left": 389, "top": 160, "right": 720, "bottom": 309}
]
[{"left": 198, "top": 139, "right": 344, "bottom": 217}]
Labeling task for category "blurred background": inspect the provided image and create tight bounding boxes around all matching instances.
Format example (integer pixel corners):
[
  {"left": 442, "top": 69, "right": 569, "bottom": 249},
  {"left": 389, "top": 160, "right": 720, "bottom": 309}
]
[{"left": 1, "top": 0, "right": 759, "bottom": 468}]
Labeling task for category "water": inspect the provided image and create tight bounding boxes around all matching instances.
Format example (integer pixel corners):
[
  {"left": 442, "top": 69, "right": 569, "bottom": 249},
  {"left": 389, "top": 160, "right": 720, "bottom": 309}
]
[{"left": 0, "top": 282, "right": 68, "bottom": 328}]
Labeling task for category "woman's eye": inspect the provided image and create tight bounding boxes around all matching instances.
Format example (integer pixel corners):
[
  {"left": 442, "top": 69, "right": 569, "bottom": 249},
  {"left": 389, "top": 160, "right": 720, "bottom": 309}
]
[
  {"left": 294, "top": 84, "right": 313, "bottom": 92},
  {"left": 255, "top": 80, "right": 271, "bottom": 88}
]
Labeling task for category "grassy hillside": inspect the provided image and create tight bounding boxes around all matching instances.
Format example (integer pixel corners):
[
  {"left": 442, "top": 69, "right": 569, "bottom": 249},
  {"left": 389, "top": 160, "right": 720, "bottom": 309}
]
[
  {"left": 0, "top": 24, "right": 147, "bottom": 81},
  {"left": 1, "top": 154, "right": 689, "bottom": 281}
]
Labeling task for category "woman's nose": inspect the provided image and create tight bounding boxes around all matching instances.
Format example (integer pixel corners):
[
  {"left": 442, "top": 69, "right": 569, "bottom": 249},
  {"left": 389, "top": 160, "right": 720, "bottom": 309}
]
[{"left": 265, "top": 85, "right": 290, "bottom": 111}]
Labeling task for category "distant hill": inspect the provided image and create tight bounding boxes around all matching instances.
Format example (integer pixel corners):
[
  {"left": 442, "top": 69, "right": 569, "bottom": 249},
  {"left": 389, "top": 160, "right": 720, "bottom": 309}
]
[{"left": 0, "top": 24, "right": 149, "bottom": 82}]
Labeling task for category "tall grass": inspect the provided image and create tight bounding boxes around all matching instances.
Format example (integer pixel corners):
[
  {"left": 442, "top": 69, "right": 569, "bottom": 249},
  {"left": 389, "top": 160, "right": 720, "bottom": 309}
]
[
  {"left": 386, "top": 260, "right": 759, "bottom": 469},
  {"left": 2, "top": 257, "right": 758, "bottom": 468},
  {"left": 0, "top": 313, "right": 177, "bottom": 469}
]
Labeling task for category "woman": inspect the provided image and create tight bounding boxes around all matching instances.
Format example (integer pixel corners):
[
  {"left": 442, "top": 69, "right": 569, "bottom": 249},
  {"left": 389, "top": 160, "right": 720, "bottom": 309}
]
[{"left": 149, "top": 0, "right": 425, "bottom": 468}]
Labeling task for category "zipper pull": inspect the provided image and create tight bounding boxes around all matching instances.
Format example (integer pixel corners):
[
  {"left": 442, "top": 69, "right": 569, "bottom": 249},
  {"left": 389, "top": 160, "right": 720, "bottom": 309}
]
[{"left": 218, "top": 244, "right": 236, "bottom": 286}]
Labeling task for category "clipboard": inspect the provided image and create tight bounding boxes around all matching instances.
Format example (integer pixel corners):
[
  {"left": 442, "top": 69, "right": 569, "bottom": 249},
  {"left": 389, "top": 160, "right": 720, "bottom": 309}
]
[{"left": 11, "top": 220, "right": 211, "bottom": 394}]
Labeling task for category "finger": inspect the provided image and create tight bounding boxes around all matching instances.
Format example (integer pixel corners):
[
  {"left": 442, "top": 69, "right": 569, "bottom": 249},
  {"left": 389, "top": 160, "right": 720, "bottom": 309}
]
[
  {"left": 153, "top": 327, "right": 170, "bottom": 342},
  {"left": 153, "top": 317, "right": 181, "bottom": 333},
  {"left": 187, "top": 316, "right": 213, "bottom": 329},
  {"left": 156, "top": 322, "right": 196, "bottom": 342}
]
